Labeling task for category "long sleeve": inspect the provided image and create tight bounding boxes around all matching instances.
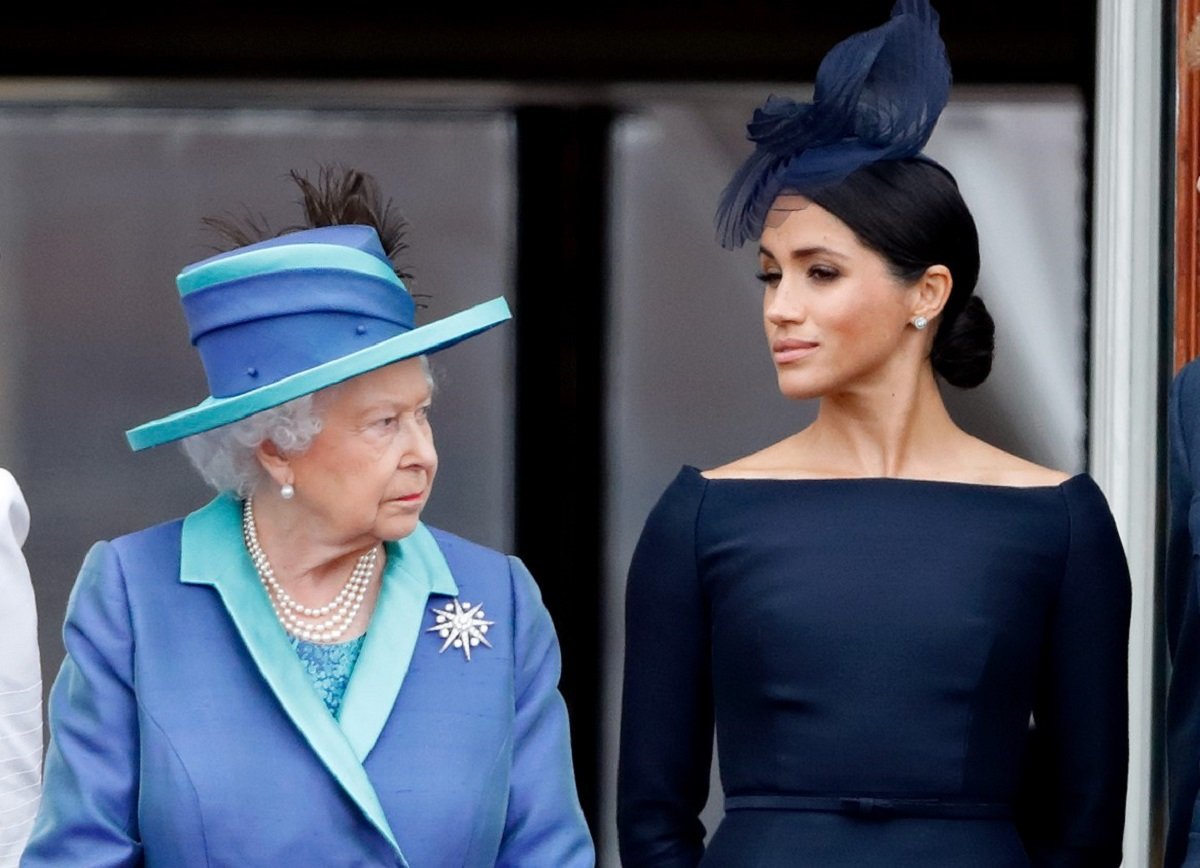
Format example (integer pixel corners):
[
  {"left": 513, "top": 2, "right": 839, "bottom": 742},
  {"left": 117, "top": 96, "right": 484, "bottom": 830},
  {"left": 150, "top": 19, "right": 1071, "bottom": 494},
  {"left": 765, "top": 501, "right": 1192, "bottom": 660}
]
[
  {"left": 496, "top": 556, "right": 594, "bottom": 867},
  {"left": 617, "top": 469, "right": 713, "bottom": 868},
  {"left": 0, "top": 470, "right": 40, "bottom": 867},
  {"left": 20, "top": 541, "right": 143, "bottom": 867},
  {"left": 1018, "top": 476, "right": 1131, "bottom": 867},
  {"left": 1167, "top": 360, "right": 1200, "bottom": 868}
]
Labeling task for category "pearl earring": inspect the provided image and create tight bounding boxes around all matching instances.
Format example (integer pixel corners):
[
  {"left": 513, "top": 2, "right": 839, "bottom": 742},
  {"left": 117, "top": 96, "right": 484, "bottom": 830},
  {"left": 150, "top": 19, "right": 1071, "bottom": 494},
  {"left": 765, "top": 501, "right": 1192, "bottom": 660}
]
[
  {"left": 912, "top": 315, "right": 928, "bottom": 331},
  {"left": 280, "top": 483, "right": 295, "bottom": 500}
]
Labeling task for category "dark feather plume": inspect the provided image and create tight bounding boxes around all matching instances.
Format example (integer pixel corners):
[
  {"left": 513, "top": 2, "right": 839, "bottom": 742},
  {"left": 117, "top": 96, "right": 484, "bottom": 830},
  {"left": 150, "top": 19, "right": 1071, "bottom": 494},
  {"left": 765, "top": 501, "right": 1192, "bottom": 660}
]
[
  {"left": 198, "top": 163, "right": 424, "bottom": 304},
  {"left": 282, "top": 164, "right": 413, "bottom": 282},
  {"left": 199, "top": 206, "right": 275, "bottom": 254}
]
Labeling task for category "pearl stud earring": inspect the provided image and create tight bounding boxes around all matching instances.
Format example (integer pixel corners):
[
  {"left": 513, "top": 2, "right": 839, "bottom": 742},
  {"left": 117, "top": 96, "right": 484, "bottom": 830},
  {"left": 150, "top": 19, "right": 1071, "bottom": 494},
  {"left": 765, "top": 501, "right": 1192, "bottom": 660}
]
[
  {"left": 280, "top": 483, "right": 295, "bottom": 500},
  {"left": 912, "top": 315, "right": 928, "bottom": 331}
]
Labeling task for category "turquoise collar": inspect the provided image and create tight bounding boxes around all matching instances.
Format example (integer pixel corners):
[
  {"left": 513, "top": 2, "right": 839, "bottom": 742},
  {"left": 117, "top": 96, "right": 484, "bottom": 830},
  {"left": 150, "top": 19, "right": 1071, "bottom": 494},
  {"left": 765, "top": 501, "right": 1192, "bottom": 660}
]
[{"left": 179, "top": 493, "right": 459, "bottom": 862}]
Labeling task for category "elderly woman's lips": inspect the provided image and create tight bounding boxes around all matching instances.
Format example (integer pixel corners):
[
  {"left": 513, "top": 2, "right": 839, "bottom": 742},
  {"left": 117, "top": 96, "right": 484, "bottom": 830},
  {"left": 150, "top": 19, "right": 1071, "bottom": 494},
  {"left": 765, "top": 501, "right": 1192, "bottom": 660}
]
[{"left": 391, "top": 491, "right": 424, "bottom": 503}]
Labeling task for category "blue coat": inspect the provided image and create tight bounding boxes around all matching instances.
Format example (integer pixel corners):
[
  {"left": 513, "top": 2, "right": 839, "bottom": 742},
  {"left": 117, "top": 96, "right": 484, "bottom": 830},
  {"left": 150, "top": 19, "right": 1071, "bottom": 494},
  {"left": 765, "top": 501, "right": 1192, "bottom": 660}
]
[
  {"left": 21, "top": 493, "right": 595, "bottom": 867},
  {"left": 1168, "top": 357, "right": 1200, "bottom": 868}
]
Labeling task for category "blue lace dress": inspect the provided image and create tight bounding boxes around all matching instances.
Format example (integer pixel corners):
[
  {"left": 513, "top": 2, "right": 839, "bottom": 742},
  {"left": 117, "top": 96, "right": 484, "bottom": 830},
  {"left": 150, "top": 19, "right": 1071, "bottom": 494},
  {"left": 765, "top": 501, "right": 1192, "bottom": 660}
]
[{"left": 287, "top": 633, "right": 367, "bottom": 719}]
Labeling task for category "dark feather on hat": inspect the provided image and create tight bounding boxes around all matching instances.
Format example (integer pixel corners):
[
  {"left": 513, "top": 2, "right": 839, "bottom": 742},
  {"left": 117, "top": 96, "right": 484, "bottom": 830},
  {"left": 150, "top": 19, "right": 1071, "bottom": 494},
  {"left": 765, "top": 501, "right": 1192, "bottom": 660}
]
[
  {"left": 199, "top": 207, "right": 274, "bottom": 253},
  {"left": 283, "top": 165, "right": 413, "bottom": 283},
  {"left": 200, "top": 163, "right": 415, "bottom": 285}
]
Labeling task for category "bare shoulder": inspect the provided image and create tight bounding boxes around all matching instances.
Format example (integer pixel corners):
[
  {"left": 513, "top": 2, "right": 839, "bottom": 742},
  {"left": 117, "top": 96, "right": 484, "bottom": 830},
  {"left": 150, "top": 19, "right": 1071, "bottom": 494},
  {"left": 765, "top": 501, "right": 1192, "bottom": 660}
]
[
  {"left": 963, "top": 439, "right": 1072, "bottom": 488},
  {"left": 702, "top": 437, "right": 816, "bottom": 480},
  {"left": 702, "top": 448, "right": 780, "bottom": 480}
]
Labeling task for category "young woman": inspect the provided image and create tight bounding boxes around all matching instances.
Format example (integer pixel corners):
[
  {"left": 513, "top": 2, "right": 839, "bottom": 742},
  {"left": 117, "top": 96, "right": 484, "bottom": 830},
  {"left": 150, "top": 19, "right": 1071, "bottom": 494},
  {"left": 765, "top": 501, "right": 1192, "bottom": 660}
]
[{"left": 617, "top": 2, "right": 1132, "bottom": 866}]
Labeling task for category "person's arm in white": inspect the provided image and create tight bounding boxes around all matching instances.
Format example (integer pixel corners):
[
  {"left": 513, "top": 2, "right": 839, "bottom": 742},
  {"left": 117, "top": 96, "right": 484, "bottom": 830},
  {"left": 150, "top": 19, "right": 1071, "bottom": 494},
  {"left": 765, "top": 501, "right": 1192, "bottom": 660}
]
[{"left": 0, "top": 470, "right": 40, "bottom": 866}]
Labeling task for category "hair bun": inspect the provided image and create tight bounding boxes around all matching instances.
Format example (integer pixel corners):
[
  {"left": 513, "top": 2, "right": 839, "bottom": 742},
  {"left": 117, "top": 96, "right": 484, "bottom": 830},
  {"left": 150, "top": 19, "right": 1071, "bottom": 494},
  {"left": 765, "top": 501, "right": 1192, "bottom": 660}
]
[{"left": 931, "top": 294, "right": 993, "bottom": 388}]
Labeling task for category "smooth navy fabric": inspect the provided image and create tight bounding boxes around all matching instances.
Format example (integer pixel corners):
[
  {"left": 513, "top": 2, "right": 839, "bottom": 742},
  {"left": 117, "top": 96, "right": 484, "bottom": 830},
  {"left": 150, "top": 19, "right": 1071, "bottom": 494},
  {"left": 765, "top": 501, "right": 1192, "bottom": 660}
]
[
  {"left": 1166, "top": 357, "right": 1200, "bottom": 868},
  {"left": 618, "top": 466, "right": 1131, "bottom": 867},
  {"left": 21, "top": 515, "right": 594, "bottom": 867}
]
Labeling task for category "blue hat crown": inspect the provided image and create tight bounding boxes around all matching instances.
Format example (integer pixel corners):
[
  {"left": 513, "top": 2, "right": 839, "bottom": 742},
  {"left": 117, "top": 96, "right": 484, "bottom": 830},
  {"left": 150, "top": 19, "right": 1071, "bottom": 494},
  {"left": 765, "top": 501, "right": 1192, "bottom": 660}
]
[
  {"left": 126, "top": 221, "right": 512, "bottom": 451},
  {"left": 715, "top": 0, "right": 951, "bottom": 249},
  {"left": 177, "top": 224, "right": 416, "bottom": 399}
]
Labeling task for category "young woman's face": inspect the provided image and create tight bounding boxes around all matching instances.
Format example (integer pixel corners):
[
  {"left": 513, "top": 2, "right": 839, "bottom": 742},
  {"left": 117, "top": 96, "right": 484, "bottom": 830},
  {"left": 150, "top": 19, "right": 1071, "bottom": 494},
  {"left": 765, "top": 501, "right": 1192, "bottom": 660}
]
[
  {"left": 285, "top": 357, "right": 438, "bottom": 544},
  {"left": 757, "top": 196, "right": 921, "bottom": 401}
]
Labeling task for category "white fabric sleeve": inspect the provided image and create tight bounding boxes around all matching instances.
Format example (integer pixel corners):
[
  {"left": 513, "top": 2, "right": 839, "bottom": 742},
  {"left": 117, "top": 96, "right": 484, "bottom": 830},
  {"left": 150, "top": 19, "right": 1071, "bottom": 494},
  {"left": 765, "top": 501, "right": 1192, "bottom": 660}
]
[{"left": 0, "top": 469, "right": 41, "bottom": 866}]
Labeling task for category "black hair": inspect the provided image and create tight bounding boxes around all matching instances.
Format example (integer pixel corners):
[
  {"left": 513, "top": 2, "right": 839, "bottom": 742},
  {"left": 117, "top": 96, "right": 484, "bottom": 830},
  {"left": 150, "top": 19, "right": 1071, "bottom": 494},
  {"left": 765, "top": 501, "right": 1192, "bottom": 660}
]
[{"left": 807, "top": 157, "right": 993, "bottom": 389}]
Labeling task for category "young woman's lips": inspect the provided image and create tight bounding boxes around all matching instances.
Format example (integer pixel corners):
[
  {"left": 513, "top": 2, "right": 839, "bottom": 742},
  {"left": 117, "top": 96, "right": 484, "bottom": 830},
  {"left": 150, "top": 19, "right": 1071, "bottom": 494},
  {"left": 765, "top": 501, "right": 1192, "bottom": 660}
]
[{"left": 772, "top": 338, "right": 819, "bottom": 364}]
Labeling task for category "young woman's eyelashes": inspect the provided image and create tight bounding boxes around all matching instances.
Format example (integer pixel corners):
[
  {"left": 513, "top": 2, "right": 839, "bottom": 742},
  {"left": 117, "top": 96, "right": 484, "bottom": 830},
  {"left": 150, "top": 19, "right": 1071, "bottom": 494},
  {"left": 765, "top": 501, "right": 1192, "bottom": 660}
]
[{"left": 754, "top": 263, "right": 842, "bottom": 288}]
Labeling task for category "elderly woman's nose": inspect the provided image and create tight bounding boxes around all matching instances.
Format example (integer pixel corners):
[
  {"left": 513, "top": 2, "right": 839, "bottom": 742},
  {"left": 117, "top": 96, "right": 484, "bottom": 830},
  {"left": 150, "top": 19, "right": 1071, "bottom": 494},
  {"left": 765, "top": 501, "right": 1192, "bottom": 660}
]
[{"left": 403, "top": 422, "right": 436, "bottom": 464}]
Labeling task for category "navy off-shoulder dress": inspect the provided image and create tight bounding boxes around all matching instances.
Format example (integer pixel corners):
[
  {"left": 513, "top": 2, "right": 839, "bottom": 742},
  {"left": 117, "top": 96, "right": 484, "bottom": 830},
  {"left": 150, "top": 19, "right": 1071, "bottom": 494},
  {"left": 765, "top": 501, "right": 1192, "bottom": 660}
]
[{"left": 617, "top": 466, "right": 1131, "bottom": 867}]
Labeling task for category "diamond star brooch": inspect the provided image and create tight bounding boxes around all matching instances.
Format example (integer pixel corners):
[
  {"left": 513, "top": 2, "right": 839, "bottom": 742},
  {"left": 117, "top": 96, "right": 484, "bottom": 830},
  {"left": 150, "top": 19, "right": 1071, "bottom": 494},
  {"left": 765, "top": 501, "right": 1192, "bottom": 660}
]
[{"left": 426, "top": 599, "right": 494, "bottom": 661}]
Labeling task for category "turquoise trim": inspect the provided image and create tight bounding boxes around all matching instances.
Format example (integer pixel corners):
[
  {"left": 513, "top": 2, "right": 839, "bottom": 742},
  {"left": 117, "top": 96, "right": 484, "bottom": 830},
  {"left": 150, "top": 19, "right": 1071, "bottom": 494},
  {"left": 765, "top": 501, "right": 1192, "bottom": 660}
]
[
  {"left": 338, "top": 523, "right": 458, "bottom": 761},
  {"left": 178, "top": 244, "right": 402, "bottom": 296},
  {"left": 126, "top": 296, "right": 511, "bottom": 451},
  {"left": 178, "top": 495, "right": 406, "bottom": 863}
]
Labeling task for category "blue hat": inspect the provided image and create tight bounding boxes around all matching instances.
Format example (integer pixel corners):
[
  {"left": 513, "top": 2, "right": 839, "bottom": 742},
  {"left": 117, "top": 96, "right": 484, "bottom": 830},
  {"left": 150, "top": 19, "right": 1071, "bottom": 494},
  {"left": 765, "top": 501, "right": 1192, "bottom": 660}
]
[
  {"left": 125, "top": 224, "right": 511, "bottom": 451},
  {"left": 715, "top": 0, "right": 952, "bottom": 249}
]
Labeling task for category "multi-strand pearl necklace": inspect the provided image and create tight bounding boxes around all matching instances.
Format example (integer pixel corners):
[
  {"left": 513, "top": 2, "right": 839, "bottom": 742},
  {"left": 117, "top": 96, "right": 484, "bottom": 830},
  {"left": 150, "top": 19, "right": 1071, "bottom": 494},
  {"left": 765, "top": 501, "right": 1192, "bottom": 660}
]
[{"left": 241, "top": 498, "right": 378, "bottom": 643}]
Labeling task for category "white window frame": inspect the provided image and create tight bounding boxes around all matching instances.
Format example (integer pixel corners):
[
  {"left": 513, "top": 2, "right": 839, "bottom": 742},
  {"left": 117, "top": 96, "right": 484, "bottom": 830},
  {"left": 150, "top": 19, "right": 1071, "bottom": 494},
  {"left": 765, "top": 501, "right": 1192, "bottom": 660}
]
[{"left": 1091, "top": 0, "right": 1165, "bottom": 865}]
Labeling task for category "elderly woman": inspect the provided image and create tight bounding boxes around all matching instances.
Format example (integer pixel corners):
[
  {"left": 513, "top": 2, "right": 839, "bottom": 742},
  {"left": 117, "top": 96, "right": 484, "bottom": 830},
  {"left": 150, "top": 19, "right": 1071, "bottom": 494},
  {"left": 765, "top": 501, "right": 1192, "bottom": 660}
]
[{"left": 22, "top": 169, "right": 594, "bottom": 867}]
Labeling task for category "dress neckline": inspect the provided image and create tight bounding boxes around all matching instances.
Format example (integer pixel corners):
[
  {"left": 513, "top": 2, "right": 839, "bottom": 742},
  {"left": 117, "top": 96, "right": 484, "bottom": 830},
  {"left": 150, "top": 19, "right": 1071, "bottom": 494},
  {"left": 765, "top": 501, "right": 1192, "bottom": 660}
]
[{"left": 686, "top": 464, "right": 1085, "bottom": 492}]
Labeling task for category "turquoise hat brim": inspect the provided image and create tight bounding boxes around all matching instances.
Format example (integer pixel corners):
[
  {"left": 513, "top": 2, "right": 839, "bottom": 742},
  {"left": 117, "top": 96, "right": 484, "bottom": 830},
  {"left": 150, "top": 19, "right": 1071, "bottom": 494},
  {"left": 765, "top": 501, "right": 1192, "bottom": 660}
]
[{"left": 126, "top": 296, "right": 512, "bottom": 452}]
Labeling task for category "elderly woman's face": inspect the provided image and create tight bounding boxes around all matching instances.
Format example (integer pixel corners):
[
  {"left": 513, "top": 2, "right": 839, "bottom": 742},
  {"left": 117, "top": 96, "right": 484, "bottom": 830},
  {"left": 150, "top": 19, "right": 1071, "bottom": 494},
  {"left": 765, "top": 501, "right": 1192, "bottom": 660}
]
[{"left": 285, "top": 357, "right": 437, "bottom": 543}]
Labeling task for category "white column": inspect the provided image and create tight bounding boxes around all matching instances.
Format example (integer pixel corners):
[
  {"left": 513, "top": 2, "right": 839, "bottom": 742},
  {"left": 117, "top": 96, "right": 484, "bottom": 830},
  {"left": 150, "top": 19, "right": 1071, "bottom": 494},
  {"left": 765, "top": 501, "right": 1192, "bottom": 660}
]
[{"left": 1090, "top": 0, "right": 1165, "bottom": 865}]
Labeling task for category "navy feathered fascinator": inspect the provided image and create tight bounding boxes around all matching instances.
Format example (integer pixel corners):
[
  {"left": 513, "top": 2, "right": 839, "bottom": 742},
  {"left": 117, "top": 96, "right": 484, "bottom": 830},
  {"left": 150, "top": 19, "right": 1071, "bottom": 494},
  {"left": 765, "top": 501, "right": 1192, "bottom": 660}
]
[{"left": 715, "top": 0, "right": 952, "bottom": 249}]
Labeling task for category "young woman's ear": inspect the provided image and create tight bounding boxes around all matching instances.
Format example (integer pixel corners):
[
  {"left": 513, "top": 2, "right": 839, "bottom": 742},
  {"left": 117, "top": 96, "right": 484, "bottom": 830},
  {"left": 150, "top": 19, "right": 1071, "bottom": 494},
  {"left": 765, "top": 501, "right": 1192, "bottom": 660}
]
[{"left": 910, "top": 264, "right": 953, "bottom": 325}]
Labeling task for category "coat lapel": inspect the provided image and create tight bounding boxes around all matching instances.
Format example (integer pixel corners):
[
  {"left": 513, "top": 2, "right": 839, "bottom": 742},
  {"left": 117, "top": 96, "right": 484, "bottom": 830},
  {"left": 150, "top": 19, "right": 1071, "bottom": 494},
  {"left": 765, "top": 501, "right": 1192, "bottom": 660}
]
[
  {"left": 178, "top": 494, "right": 406, "bottom": 863},
  {"left": 338, "top": 522, "right": 458, "bottom": 761}
]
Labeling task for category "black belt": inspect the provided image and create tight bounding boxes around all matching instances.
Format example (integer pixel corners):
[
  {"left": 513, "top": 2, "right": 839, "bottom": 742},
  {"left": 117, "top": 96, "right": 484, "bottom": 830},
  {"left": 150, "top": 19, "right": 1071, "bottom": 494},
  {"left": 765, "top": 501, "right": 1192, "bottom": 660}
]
[{"left": 723, "top": 794, "right": 1012, "bottom": 819}]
